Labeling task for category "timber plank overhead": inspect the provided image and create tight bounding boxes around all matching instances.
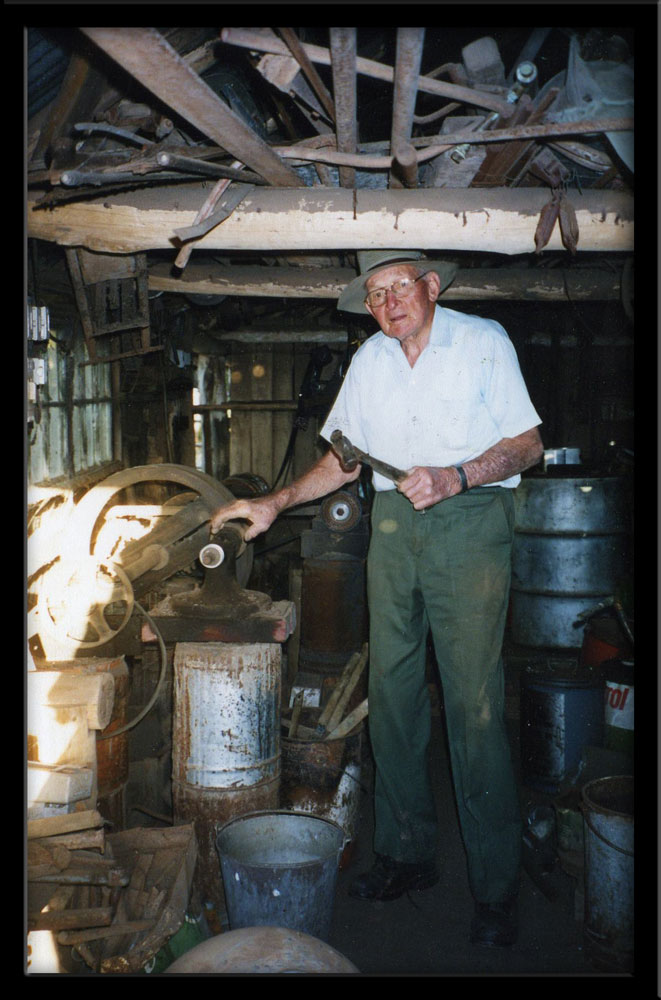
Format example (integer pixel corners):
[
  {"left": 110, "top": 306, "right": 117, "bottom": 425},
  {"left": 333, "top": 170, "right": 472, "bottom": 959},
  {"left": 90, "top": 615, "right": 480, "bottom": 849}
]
[
  {"left": 146, "top": 261, "right": 623, "bottom": 303},
  {"left": 27, "top": 26, "right": 634, "bottom": 286},
  {"left": 27, "top": 186, "right": 633, "bottom": 255}
]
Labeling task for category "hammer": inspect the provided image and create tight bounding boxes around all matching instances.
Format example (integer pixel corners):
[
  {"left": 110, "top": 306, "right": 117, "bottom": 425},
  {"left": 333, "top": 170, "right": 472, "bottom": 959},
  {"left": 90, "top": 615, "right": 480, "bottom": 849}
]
[{"left": 330, "top": 429, "right": 407, "bottom": 484}]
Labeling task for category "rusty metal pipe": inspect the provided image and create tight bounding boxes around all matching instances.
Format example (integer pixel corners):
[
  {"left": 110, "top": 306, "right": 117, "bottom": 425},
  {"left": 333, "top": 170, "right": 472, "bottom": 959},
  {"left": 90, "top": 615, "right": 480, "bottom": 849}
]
[
  {"left": 156, "top": 151, "right": 268, "bottom": 184},
  {"left": 80, "top": 27, "right": 301, "bottom": 187},
  {"left": 391, "top": 141, "right": 419, "bottom": 188},
  {"left": 273, "top": 117, "right": 634, "bottom": 169},
  {"left": 390, "top": 28, "right": 425, "bottom": 188},
  {"left": 391, "top": 28, "right": 426, "bottom": 140},
  {"left": 59, "top": 168, "right": 198, "bottom": 187},
  {"left": 220, "top": 27, "right": 512, "bottom": 116},
  {"left": 330, "top": 28, "right": 358, "bottom": 188},
  {"left": 73, "top": 121, "right": 156, "bottom": 145},
  {"left": 278, "top": 27, "right": 336, "bottom": 124}
]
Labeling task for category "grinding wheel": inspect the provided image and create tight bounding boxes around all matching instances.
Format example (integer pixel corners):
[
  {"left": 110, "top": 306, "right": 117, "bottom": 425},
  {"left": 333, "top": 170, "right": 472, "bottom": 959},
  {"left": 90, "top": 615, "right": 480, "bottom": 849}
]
[{"left": 320, "top": 491, "right": 362, "bottom": 532}]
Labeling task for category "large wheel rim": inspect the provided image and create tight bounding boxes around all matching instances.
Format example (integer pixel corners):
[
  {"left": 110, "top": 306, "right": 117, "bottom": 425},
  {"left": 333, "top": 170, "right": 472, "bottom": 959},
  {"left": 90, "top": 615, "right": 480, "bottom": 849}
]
[
  {"left": 34, "top": 464, "right": 252, "bottom": 649},
  {"left": 73, "top": 464, "right": 251, "bottom": 586}
]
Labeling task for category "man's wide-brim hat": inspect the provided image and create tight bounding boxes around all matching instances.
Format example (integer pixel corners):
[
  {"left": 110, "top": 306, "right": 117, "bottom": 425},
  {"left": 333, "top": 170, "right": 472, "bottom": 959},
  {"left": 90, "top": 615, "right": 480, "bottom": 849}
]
[{"left": 337, "top": 250, "right": 458, "bottom": 315}]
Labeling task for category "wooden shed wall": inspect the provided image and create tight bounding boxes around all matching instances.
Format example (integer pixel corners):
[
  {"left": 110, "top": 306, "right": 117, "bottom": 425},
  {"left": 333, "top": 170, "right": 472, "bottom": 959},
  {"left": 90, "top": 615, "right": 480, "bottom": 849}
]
[{"left": 195, "top": 343, "right": 329, "bottom": 489}]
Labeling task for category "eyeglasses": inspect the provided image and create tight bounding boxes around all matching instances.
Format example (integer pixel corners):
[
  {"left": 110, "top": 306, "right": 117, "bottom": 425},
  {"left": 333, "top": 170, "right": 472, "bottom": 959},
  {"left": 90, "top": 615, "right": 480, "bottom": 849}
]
[{"left": 364, "top": 273, "right": 427, "bottom": 309}]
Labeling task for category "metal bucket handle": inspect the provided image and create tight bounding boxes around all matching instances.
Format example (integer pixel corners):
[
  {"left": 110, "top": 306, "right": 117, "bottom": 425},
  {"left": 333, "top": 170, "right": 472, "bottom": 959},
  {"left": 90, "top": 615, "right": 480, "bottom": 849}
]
[{"left": 579, "top": 802, "right": 634, "bottom": 857}]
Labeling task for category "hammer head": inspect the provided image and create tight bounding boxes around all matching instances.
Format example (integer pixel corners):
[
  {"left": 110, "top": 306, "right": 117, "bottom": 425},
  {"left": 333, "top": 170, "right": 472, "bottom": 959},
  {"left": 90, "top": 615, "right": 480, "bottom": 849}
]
[{"left": 330, "top": 429, "right": 359, "bottom": 471}]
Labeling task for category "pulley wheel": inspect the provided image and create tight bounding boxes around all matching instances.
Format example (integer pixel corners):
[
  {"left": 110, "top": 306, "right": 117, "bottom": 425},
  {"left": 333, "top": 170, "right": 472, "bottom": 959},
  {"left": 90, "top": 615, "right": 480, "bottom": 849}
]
[
  {"left": 34, "top": 464, "right": 252, "bottom": 650},
  {"left": 222, "top": 472, "right": 271, "bottom": 498},
  {"left": 320, "top": 491, "right": 362, "bottom": 531},
  {"left": 39, "top": 558, "right": 134, "bottom": 649},
  {"left": 71, "top": 463, "right": 251, "bottom": 586}
]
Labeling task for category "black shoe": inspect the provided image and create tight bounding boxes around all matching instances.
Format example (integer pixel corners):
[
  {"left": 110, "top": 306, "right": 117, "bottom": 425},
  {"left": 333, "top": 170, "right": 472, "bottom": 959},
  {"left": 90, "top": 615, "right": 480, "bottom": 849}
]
[
  {"left": 469, "top": 897, "right": 518, "bottom": 947},
  {"left": 348, "top": 854, "right": 439, "bottom": 901}
]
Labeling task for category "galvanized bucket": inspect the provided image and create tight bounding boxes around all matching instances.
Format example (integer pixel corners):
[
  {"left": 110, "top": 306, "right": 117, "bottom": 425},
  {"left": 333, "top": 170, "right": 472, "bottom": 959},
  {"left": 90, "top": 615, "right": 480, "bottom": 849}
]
[
  {"left": 581, "top": 775, "right": 634, "bottom": 972},
  {"left": 216, "top": 810, "right": 346, "bottom": 942}
]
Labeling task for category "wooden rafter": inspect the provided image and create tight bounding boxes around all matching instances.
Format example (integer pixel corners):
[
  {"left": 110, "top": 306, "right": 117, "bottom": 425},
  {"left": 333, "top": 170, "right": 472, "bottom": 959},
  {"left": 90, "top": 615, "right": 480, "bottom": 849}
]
[{"left": 146, "top": 261, "right": 626, "bottom": 303}]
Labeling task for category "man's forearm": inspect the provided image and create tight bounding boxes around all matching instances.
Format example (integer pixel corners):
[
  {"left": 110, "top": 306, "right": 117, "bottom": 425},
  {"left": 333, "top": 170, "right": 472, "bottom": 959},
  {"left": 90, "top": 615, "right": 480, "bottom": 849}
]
[
  {"left": 210, "top": 447, "right": 359, "bottom": 537},
  {"left": 461, "top": 427, "right": 544, "bottom": 490},
  {"left": 390, "top": 426, "right": 544, "bottom": 511},
  {"left": 269, "top": 449, "right": 359, "bottom": 514}
]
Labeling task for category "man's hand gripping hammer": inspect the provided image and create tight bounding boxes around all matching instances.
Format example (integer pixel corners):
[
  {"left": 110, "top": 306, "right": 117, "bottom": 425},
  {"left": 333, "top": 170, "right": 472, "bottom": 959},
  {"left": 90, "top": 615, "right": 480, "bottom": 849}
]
[{"left": 330, "top": 429, "right": 407, "bottom": 485}]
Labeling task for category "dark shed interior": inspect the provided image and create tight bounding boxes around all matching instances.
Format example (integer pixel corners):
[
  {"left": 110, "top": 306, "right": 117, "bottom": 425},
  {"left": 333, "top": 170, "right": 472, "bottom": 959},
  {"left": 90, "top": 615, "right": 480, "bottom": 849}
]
[{"left": 25, "top": 22, "right": 641, "bottom": 978}]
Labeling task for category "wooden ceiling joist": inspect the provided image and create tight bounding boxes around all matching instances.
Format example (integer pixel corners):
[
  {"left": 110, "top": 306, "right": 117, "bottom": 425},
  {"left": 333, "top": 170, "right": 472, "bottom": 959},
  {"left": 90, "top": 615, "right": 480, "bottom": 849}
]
[
  {"left": 28, "top": 186, "right": 634, "bottom": 255},
  {"left": 147, "top": 262, "right": 624, "bottom": 303}
]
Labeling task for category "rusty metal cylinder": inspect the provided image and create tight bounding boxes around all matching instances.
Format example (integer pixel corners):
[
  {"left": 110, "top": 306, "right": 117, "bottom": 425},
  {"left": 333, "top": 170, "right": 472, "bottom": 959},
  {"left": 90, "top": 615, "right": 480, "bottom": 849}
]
[
  {"left": 172, "top": 643, "right": 282, "bottom": 909},
  {"left": 511, "top": 476, "right": 630, "bottom": 648},
  {"left": 281, "top": 726, "right": 363, "bottom": 870}
]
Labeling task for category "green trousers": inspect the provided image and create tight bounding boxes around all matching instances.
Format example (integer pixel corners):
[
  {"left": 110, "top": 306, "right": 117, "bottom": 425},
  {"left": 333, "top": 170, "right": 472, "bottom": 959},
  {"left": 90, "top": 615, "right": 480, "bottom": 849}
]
[{"left": 366, "top": 487, "right": 521, "bottom": 905}]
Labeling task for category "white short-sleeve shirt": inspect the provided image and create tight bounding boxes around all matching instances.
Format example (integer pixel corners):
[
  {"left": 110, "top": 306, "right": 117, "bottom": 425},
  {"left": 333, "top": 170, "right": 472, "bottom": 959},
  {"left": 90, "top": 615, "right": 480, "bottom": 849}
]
[{"left": 321, "top": 304, "right": 541, "bottom": 492}]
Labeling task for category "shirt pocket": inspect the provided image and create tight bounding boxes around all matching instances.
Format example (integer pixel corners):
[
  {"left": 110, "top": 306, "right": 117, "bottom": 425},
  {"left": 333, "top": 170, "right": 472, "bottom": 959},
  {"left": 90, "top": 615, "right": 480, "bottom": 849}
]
[{"left": 416, "top": 381, "right": 474, "bottom": 455}]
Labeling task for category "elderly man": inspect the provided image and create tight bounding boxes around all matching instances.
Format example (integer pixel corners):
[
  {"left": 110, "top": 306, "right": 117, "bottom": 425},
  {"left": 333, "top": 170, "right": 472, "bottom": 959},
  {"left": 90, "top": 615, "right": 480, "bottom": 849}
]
[{"left": 210, "top": 250, "right": 543, "bottom": 948}]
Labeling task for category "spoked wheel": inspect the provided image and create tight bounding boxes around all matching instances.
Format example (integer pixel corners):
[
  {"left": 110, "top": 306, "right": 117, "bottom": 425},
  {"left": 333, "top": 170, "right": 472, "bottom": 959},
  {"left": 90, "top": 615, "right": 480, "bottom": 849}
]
[
  {"left": 39, "top": 557, "right": 135, "bottom": 649},
  {"left": 34, "top": 464, "right": 251, "bottom": 650},
  {"left": 75, "top": 463, "right": 250, "bottom": 582}
]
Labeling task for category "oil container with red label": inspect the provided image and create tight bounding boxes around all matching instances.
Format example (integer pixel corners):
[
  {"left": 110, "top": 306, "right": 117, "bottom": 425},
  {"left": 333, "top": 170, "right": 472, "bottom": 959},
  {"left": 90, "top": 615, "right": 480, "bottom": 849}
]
[{"left": 601, "top": 658, "right": 634, "bottom": 758}]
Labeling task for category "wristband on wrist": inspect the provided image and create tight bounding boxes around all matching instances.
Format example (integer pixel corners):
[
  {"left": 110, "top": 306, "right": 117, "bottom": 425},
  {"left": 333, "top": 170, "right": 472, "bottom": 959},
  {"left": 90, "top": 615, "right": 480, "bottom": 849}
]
[{"left": 454, "top": 465, "right": 468, "bottom": 493}]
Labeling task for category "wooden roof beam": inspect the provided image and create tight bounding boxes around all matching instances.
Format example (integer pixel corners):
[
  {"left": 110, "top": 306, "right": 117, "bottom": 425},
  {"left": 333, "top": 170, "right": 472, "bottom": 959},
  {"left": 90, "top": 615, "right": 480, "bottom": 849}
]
[
  {"left": 147, "top": 261, "right": 626, "bottom": 303},
  {"left": 28, "top": 186, "right": 634, "bottom": 255},
  {"left": 220, "top": 27, "right": 512, "bottom": 117}
]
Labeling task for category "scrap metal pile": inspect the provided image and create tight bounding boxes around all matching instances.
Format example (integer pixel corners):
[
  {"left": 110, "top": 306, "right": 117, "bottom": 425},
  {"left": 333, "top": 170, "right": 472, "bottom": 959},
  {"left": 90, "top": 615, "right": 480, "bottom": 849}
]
[{"left": 27, "top": 27, "right": 633, "bottom": 262}]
